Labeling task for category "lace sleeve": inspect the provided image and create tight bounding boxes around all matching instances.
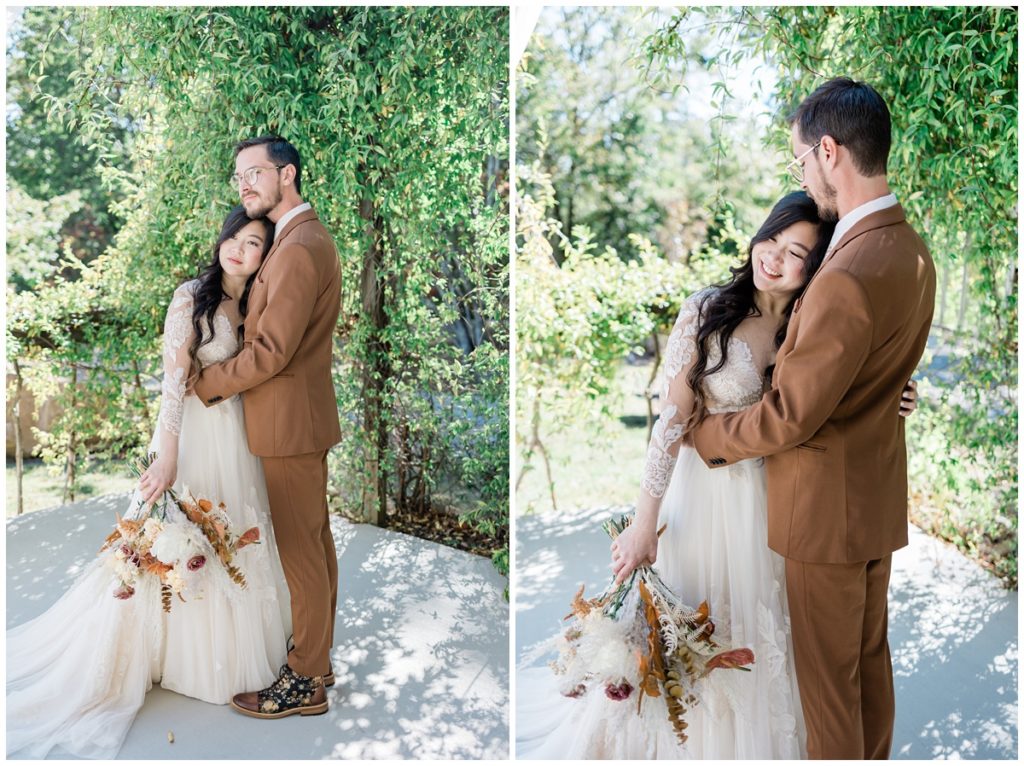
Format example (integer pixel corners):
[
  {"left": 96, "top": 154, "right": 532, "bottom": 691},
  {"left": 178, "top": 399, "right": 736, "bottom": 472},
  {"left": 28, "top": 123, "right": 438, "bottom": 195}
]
[
  {"left": 157, "top": 281, "right": 198, "bottom": 437},
  {"left": 640, "top": 290, "right": 707, "bottom": 499}
]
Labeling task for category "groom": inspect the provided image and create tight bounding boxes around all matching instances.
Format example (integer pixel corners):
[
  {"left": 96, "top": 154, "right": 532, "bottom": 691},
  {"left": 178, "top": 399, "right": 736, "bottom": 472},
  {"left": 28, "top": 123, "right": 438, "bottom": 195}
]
[
  {"left": 194, "top": 135, "right": 342, "bottom": 718},
  {"left": 692, "top": 79, "right": 935, "bottom": 758}
]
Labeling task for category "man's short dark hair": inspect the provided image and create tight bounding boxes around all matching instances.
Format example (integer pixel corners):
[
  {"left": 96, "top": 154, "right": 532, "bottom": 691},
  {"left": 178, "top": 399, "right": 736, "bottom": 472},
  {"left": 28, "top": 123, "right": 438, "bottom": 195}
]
[
  {"left": 788, "top": 77, "right": 891, "bottom": 177},
  {"left": 234, "top": 135, "right": 302, "bottom": 195}
]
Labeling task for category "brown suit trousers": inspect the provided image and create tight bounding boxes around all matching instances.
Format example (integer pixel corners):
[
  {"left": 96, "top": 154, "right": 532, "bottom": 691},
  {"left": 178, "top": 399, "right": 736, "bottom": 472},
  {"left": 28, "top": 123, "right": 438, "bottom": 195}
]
[
  {"left": 262, "top": 450, "right": 338, "bottom": 678},
  {"left": 787, "top": 556, "right": 894, "bottom": 758},
  {"left": 693, "top": 204, "right": 935, "bottom": 758},
  {"left": 195, "top": 207, "right": 342, "bottom": 677}
]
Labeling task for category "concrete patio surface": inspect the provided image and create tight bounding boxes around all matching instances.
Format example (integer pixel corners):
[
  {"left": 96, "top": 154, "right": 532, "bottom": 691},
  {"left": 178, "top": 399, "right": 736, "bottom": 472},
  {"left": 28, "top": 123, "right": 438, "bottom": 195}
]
[
  {"left": 7, "top": 492, "right": 509, "bottom": 760},
  {"left": 516, "top": 504, "right": 1018, "bottom": 760}
]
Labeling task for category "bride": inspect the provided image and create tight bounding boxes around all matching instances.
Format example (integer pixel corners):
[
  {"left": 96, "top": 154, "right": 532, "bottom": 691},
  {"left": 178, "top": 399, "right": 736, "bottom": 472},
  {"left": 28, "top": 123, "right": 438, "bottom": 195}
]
[
  {"left": 517, "top": 191, "right": 916, "bottom": 759},
  {"left": 6, "top": 206, "right": 293, "bottom": 759}
]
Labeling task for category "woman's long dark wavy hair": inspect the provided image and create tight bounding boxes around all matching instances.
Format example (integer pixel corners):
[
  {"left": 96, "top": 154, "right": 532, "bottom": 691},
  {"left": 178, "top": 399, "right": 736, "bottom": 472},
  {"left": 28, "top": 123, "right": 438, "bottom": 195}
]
[
  {"left": 684, "top": 191, "right": 836, "bottom": 432},
  {"left": 188, "top": 205, "right": 274, "bottom": 373}
]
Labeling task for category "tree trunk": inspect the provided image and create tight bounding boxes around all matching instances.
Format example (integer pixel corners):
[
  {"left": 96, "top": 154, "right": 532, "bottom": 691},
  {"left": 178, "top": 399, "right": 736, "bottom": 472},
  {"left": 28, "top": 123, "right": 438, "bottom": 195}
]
[
  {"left": 396, "top": 418, "right": 408, "bottom": 511},
  {"left": 956, "top": 249, "right": 970, "bottom": 333},
  {"left": 132, "top": 359, "right": 150, "bottom": 420},
  {"left": 417, "top": 433, "right": 431, "bottom": 514},
  {"left": 63, "top": 365, "right": 78, "bottom": 504},
  {"left": 565, "top": 176, "right": 574, "bottom": 248},
  {"left": 484, "top": 153, "right": 500, "bottom": 208},
  {"left": 533, "top": 399, "right": 557, "bottom": 511},
  {"left": 565, "top": 107, "right": 579, "bottom": 242},
  {"left": 359, "top": 194, "right": 391, "bottom": 526},
  {"left": 645, "top": 327, "right": 662, "bottom": 444},
  {"left": 938, "top": 257, "right": 950, "bottom": 329},
  {"left": 13, "top": 359, "right": 25, "bottom": 516},
  {"left": 514, "top": 397, "right": 558, "bottom": 511},
  {"left": 954, "top": 227, "right": 970, "bottom": 335}
]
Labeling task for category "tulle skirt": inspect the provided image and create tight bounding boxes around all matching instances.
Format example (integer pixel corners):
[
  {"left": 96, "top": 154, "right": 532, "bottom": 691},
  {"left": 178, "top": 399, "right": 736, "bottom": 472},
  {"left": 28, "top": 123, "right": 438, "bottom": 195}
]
[
  {"left": 6, "top": 394, "right": 292, "bottom": 759},
  {"left": 517, "top": 447, "right": 805, "bottom": 759}
]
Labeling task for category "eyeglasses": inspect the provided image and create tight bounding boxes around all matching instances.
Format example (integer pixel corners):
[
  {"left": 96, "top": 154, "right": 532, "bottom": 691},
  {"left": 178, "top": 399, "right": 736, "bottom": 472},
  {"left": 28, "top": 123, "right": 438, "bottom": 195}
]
[
  {"left": 785, "top": 141, "right": 821, "bottom": 183},
  {"left": 229, "top": 165, "right": 284, "bottom": 190}
]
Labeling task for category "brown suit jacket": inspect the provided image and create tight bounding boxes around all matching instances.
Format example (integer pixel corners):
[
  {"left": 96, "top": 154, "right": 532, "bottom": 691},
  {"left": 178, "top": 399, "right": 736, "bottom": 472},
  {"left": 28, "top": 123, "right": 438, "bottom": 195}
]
[
  {"left": 194, "top": 208, "right": 342, "bottom": 457},
  {"left": 692, "top": 204, "right": 936, "bottom": 563}
]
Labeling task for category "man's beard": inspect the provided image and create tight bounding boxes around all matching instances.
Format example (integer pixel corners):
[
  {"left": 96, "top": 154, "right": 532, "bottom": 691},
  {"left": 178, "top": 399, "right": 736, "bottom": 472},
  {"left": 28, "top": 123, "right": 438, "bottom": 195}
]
[
  {"left": 814, "top": 179, "right": 840, "bottom": 222},
  {"left": 244, "top": 185, "right": 282, "bottom": 218}
]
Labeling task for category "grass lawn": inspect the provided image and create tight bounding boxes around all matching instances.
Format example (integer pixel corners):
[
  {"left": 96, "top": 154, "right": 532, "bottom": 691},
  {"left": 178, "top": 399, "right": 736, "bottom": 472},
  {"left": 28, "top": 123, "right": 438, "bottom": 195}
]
[
  {"left": 6, "top": 457, "right": 137, "bottom": 518},
  {"left": 516, "top": 361, "right": 654, "bottom": 516}
]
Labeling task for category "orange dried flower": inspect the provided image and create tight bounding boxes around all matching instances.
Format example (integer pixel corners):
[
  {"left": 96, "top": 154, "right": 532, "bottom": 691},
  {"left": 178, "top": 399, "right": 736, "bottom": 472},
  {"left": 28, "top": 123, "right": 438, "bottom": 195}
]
[
  {"left": 703, "top": 648, "right": 755, "bottom": 675},
  {"left": 236, "top": 527, "right": 261, "bottom": 549}
]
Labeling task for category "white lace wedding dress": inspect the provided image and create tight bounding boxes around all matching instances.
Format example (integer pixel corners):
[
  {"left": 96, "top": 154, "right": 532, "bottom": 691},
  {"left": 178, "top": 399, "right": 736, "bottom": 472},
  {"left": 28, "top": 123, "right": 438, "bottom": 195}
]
[
  {"left": 517, "top": 289, "right": 806, "bottom": 759},
  {"left": 6, "top": 280, "right": 292, "bottom": 759}
]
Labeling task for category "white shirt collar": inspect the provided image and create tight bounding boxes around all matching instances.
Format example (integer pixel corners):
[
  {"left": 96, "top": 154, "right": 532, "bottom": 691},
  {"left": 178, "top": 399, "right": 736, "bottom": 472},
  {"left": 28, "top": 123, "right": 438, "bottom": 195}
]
[
  {"left": 274, "top": 202, "right": 312, "bottom": 240},
  {"left": 827, "top": 193, "right": 898, "bottom": 254}
]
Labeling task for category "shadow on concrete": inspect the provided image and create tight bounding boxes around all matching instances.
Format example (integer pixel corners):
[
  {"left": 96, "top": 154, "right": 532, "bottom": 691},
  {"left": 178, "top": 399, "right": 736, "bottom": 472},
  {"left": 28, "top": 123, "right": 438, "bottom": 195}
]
[
  {"left": 7, "top": 493, "right": 509, "bottom": 760},
  {"left": 516, "top": 505, "right": 1018, "bottom": 760}
]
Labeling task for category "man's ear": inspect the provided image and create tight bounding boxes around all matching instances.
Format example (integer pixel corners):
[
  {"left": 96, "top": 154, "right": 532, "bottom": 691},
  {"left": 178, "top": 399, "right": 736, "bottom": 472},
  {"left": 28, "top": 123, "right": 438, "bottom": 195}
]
[
  {"left": 819, "top": 135, "right": 841, "bottom": 169},
  {"left": 281, "top": 163, "right": 296, "bottom": 186}
]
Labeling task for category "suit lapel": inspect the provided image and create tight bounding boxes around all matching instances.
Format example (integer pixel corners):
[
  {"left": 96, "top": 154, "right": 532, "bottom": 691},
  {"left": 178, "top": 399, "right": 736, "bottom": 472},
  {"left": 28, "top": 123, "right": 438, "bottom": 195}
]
[
  {"left": 255, "top": 208, "right": 319, "bottom": 282},
  {"left": 826, "top": 203, "right": 906, "bottom": 264},
  {"left": 799, "top": 204, "right": 908, "bottom": 300}
]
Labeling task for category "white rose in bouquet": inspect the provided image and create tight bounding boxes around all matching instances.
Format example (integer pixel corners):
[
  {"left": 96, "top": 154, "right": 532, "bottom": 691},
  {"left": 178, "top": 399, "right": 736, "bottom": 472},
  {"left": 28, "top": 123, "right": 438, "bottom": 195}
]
[
  {"left": 141, "top": 517, "right": 165, "bottom": 545},
  {"left": 151, "top": 522, "right": 201, "bottom": 565},
  {"left": 107, "top": 548, "right": 139, "bottom": 586}
]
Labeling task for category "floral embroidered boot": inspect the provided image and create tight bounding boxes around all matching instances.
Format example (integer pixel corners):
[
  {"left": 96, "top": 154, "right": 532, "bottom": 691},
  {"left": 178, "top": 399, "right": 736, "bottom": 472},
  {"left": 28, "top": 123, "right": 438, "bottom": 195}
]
[
  {"left": 230, "top": 663, "right": 328, "bottom": 719},
  {"left": 286, "top": 636, "right": 335, "bottom": 687}
]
